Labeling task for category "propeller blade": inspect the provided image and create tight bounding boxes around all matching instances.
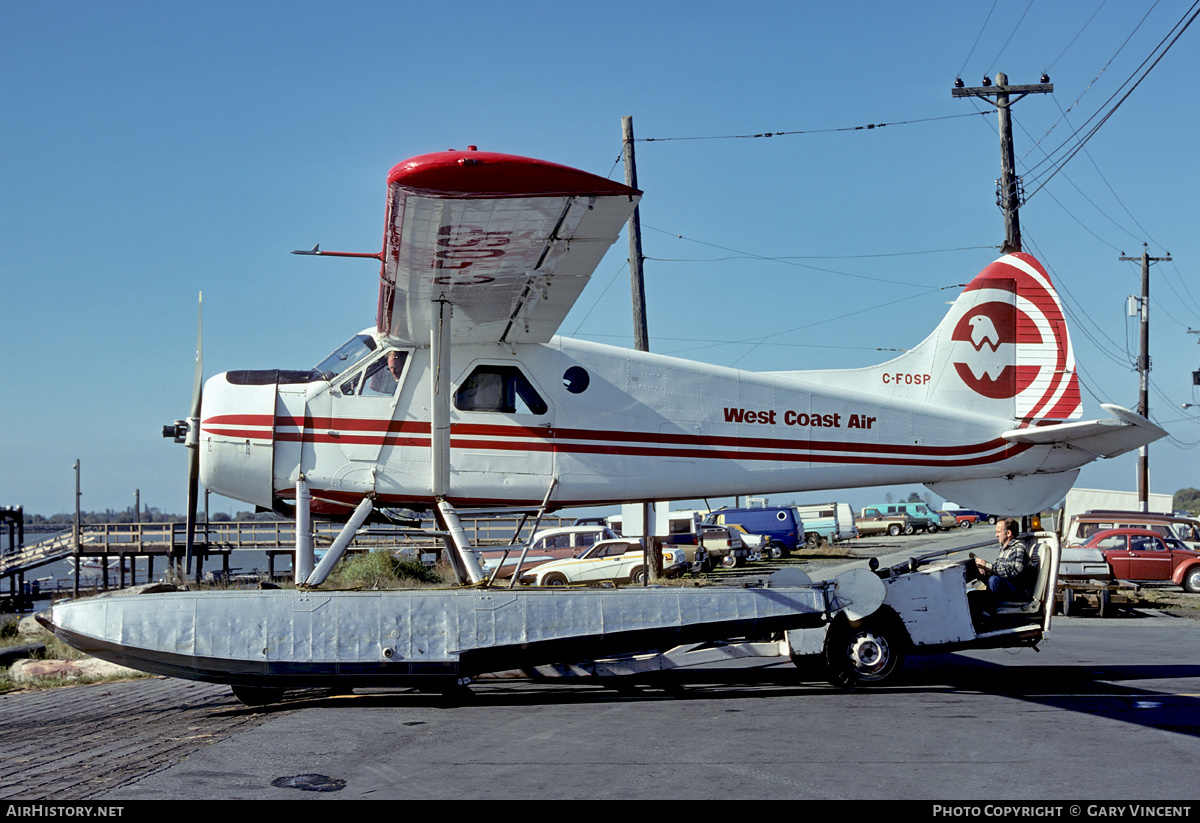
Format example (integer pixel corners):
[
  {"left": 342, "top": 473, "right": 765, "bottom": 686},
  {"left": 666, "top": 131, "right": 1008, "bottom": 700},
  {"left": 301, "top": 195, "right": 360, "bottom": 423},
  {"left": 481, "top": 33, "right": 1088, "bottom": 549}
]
[
  {"left": 185, "top": 446, "right": 199, "bottom": 576},
  {"left": 190, "top": 292, "right": 203, "bottom": 419},
  {"left": 185, "top": 292, "right": 203, "bottom": 576}
]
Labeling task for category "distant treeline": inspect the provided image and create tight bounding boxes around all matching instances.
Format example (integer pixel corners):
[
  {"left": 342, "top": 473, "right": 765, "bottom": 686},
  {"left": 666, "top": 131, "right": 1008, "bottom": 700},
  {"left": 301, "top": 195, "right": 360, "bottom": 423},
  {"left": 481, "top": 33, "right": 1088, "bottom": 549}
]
[
  {"left": 1175, "top": 488, "right": 1200, "bottom": 517},
  {"left": 21, "top": 509, "right": 283, "bottom": 527}
]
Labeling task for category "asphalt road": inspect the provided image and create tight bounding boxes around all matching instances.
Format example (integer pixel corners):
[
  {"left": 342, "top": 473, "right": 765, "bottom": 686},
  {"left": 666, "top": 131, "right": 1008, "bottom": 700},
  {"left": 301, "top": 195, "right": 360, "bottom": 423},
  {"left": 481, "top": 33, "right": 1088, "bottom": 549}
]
[{"left": 4, "top": 528, "right": 1199, "bottom": 802}]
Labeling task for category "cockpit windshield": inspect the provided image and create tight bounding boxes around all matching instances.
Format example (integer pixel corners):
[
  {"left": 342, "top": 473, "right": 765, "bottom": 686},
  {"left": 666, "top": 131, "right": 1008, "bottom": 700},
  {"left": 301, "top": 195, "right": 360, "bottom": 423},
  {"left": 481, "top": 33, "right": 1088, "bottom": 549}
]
[{"left": 314, "top": 334, "right": 377, "bottom": 381}]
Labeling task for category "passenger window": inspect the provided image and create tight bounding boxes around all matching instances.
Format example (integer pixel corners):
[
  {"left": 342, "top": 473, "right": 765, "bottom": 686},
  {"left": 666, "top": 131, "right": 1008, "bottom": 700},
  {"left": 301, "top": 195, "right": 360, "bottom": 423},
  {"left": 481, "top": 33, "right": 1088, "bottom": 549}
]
[{"left": 455, "top": 365, "right": 548, "bottom": 415}]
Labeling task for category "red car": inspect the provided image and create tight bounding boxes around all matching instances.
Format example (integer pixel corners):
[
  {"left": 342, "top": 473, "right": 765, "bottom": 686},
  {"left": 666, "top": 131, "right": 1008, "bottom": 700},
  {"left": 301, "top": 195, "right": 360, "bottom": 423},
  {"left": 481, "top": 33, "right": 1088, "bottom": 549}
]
[{"left": 1078, "top": 528, "right": 1200, "bottom": 593}]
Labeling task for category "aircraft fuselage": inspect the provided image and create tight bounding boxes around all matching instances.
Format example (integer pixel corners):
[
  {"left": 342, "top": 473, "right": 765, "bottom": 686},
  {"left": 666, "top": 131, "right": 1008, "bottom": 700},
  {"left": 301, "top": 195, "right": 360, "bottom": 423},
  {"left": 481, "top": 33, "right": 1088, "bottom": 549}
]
[{"left": 199, "top": 331, "right": 1057, "bottom": 517}]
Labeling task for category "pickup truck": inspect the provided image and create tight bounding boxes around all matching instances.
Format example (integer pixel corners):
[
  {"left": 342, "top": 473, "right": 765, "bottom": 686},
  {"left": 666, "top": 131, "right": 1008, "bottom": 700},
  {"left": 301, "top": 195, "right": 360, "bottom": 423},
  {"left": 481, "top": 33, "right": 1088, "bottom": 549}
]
[{"left": 856, "top": 508, "right": 915, "bottom": 537}]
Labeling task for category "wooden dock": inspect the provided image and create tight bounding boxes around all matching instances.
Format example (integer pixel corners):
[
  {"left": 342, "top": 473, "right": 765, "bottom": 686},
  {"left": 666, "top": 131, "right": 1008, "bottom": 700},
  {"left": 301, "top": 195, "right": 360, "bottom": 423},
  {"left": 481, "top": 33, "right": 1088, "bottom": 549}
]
[{"left": 1, "top": 513, "right": 575, "bottom": 606}]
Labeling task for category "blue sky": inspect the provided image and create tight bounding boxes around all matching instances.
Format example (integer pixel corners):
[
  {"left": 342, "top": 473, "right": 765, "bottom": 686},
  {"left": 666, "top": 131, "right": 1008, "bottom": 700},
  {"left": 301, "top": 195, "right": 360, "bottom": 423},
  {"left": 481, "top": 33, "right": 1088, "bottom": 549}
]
[{"left": 3, "top": 0, "right": 1198, "bottom": 518}]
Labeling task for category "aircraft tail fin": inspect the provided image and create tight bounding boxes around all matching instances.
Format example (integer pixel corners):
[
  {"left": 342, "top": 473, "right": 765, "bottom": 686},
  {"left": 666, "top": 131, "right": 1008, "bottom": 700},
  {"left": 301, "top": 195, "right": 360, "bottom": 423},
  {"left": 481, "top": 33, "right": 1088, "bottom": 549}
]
[{"left": 802, "top": 252, "right": 1082, "bottom": 425}]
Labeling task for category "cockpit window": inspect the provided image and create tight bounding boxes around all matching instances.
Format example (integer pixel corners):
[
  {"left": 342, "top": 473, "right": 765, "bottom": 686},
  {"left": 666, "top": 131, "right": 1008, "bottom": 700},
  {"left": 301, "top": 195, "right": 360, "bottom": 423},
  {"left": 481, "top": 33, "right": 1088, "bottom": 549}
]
[
  {"left": 454, "top": 365, "right": 548, "bottom": 415},
  {"left": 315, "top": 334, "right": 376, "bottom": 381},
  {"left": 339, "top": 350, "right": 410, "bottom": 397}
]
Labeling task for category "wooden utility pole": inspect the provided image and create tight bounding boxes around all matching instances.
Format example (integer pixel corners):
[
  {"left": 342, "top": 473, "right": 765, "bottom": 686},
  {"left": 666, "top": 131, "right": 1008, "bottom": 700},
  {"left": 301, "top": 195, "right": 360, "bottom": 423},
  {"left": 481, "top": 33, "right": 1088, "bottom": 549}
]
[
  {"left": 952, "top": 72, "right": 1053, "bottom": 253},
  {"left": 622, "top": 116, "right": 650, "bottom": 353},
  {"left": 73, "top": 459, "right": 80, "bottom": 599},
  {"left": 1120, "top": 245, "right": 1172, "bottom": 511},
  {"left": 621, "top": 115, "right": 660, "bottom": 580}
]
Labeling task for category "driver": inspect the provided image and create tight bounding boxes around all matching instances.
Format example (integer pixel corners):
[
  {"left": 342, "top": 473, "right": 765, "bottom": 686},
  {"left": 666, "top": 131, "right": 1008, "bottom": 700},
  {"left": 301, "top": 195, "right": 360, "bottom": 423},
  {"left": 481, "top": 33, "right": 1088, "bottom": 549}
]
[{"left": 973, "top": 517, "right": 1038, "bottom": 606}]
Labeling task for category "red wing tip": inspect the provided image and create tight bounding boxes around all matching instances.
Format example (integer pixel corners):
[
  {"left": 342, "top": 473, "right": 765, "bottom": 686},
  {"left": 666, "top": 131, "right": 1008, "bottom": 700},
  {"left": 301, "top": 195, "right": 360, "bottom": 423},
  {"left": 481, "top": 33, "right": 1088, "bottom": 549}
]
[{"left": 386, "top": 149, "right": 640, "bottom": 198}]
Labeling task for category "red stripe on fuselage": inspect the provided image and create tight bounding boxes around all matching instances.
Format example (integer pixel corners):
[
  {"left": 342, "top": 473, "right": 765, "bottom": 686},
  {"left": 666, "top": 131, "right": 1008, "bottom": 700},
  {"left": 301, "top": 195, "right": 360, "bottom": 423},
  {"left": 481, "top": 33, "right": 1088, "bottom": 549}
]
[{"left": 200, "top": 414, "right": 1026, "bottom": 468}]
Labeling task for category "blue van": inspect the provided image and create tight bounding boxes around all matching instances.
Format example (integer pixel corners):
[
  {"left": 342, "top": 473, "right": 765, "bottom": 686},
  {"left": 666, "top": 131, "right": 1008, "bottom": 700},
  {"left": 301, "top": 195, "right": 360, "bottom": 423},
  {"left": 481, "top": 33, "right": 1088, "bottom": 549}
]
[{"left": 701, "top": 506, "right": 805, "bottom": 558}]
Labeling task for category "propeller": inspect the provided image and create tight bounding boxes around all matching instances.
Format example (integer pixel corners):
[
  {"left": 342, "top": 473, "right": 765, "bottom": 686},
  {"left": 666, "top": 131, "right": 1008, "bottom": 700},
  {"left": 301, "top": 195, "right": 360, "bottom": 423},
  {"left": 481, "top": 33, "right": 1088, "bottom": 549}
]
[
  {"left": 162, "top": 293, "right": 203, "bottom": 579},
  {"left": 185, "top": 292, "right": 203, "bottom": 576}
]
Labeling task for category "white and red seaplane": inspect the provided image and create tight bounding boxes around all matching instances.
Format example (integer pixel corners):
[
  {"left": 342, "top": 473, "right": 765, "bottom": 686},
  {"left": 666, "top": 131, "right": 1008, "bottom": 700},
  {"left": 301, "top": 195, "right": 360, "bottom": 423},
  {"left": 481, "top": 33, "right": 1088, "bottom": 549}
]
[{"left": 40, "top": 148, "right": 1165, "bottom": 702}]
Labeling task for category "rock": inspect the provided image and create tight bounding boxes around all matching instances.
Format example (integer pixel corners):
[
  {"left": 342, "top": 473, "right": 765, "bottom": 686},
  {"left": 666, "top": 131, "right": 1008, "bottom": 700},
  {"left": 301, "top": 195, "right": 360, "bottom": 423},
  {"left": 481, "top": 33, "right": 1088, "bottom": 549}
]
[
  {"left": 19, "top": 614, "right": 52, "bottom": 639},
  {"left": 9, "top": 656, "right": 144, "bottom": 684}
]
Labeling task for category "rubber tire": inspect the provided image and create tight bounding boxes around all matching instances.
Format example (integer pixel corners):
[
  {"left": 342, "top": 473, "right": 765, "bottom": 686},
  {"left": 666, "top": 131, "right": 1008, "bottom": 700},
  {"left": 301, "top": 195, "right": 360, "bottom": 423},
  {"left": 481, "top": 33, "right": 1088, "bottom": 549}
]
[
  {"left": 721, "top": 554, "right": 738, "bottom": 569},
  {"left": 1184, "top": 567, "right": 1200, "bottom": 594},
  {"left": 928, "top": 524, "right": 940, "bottom": 534},
  {"left": 1097, "top": 587, "right": 1115, "bottom": 618},
  {"left": 542, "top": 573, "right": 568, "bottom": 587},
  {"left": 1061, "top": 587, "right": 1076, "bottom": 616},
  {"left": 888, "top": 524, "right": 901, "bottom": 537},
  {"left": 825, "top": 615, "right": 906, "bottom": 688},
  {"left": 769, "top": 542, "right": 786, "bottom": 559},
  {"left": 231, "top": 686, "right": 285, "bottom": 707},
  {"left": 904, "top": 525, "right": 915, "bottom": 535},
  {"left": 961, "top": 520, "right": 973, "bottom": 529},
  {"left": 630, "top": 567, "right": 647, "bottom": 585}
]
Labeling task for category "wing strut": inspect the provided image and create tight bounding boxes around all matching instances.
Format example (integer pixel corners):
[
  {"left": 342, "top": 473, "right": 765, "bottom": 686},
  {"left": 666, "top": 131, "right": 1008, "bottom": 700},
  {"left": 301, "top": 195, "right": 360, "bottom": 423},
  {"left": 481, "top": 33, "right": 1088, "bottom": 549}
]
[
  {"left": 304, "top": 496, "right": 376, "bottom": 588},
  {"left": 436, "top": 501, "right": 486, "bottom": 585},
  {"left": 431, "top": 296, "right": 452, "bottom": 498},
  {"left": 427, "top": 294, "right": 487, "bottom": 585}
]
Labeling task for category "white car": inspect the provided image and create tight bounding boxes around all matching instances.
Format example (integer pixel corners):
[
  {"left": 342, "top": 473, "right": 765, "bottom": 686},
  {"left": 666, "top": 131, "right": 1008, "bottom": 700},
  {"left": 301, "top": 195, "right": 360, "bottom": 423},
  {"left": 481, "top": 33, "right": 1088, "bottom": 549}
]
[
  {"left": 478, "top": 525, "right": 618, "bottom": 579},
  {"left": 519, "top": 538, "right": 688, "bottom": 586}
]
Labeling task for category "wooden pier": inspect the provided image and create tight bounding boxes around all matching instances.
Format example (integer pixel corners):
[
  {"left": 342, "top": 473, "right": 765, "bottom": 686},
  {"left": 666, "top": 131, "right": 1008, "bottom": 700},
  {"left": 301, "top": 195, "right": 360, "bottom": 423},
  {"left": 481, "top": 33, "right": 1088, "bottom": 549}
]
[{"left": 1, "top": 513, "right": 575, "bottom": 608}]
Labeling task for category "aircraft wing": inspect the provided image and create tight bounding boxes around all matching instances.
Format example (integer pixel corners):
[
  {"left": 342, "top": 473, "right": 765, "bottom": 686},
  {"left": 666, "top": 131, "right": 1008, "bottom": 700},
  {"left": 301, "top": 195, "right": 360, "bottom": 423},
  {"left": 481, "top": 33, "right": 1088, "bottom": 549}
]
[
  {"left": 378, "top": 149, "right": 641, "bottom": 345},
  {"left": 1001, "top": 404, "right": 1168, "bottom": 459}
]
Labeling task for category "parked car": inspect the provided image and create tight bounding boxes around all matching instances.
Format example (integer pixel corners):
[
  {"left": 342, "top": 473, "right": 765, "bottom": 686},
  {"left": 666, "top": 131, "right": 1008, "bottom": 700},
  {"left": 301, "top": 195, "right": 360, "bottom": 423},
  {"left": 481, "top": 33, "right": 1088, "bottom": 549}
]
[
  {"left": 866, "top": 502, "right": 940, "bottom": 533},
  {"left": 933, "top": 510, "right": 958, "bottom": 530},
  {"left": 701, "top": 506, "right": 804, "bottom": 557},
  {"left": 1076, "top": 528, "right": 1200, "bottom": 593},
  {"left": 478, "top": 525, "right": 617, "bottom": 579},
  {"left": 606, "top": 511, "right": 717, "bottom": 571},
  {"left": 1065, "top": 510, "right": 1200, "bottom": 551},
  {"left": 792, "top": 502, "right": 855, "bottom": 545},
  {"left": 945, "top": 507, "right": 994, "bottom": 525},
  {"left": 518, "top": 538, "right": 688, "bottom": 586},
  {"left": 856, "top": 507, "right": 915, "bottom": 537}
]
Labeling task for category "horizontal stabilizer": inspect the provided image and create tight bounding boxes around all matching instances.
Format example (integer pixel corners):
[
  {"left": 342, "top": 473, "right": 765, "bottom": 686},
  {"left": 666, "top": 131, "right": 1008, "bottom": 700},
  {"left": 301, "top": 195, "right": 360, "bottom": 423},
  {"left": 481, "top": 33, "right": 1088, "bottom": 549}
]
[{"left": 1000, "top": 404, "right": 1167, "bottom": 459}]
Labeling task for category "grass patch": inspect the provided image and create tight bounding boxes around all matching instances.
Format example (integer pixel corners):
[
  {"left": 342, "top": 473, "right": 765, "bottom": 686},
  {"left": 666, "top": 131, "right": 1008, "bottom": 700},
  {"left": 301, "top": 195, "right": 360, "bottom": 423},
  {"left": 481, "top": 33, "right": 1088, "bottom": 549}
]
[
  {"left": 323, "top": 550, "right": 452, "bottom": 590},
  {"left": 792, "top": 541, "right": 854, "bottom": 559}
]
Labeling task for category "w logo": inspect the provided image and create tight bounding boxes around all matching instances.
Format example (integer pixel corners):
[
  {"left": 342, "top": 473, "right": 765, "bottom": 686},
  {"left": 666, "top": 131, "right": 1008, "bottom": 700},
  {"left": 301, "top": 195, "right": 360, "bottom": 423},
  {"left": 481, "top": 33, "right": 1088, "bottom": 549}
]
[{"left": 950, "top": 302, "right": 1041, "bottom": 399}]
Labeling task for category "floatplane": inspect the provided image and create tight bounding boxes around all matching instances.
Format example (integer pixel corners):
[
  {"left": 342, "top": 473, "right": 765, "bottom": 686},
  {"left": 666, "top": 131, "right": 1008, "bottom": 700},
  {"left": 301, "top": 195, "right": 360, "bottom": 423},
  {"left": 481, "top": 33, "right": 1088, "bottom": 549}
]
[{"left": 40, "top": 148, "right": 1165, "bottom": 703}]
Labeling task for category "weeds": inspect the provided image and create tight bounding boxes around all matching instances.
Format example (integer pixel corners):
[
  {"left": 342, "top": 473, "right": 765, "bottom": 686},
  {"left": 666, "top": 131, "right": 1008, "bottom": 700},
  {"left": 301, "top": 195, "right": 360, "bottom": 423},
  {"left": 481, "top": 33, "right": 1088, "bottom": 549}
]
[{"left": 323, "top": 550, "right": 451, "bottom": 590}]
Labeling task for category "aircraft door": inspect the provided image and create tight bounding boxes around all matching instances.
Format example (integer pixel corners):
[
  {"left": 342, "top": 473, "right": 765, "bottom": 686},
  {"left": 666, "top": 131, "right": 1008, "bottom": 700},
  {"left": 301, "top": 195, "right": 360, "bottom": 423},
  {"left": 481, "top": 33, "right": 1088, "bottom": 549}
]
[
  {"left": 327, "top": 350, "right": 410, "bottom": 464},
  {"left": 452, "top": 361, "right": 554, "bottom": 503}
]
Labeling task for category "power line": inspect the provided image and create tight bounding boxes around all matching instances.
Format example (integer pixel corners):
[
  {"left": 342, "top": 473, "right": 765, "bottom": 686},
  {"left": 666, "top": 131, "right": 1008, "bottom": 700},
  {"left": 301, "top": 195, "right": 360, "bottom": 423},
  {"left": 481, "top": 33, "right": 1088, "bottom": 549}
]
[
  {"left": 1024, "top": 1, "right": 1200, "bottom": 199},
  {"left": 640, "top": 224, "right": 981, "bottom": 288},
  {"left": 630, "top": 112, "right": 988, "bottom": 143}
]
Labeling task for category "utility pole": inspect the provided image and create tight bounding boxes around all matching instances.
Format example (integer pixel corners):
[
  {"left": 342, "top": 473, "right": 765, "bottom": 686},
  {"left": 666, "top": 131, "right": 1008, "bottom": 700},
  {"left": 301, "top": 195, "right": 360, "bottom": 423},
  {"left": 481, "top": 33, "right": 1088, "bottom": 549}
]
[
  {"left": 952, "top": 72, "right": 1053, "bottom": 253},
  {"left": 621, "top": 115, "right": 660, "bottom": 580},
  {"left": 622, "top": 116, "right": 650, "bottom": 353},
  {"left": 1120, "top": 244, "right": 1172, "bottom": 511},
  {"left": 73, "top": 460, "right": 80, "bottom": 599}
]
